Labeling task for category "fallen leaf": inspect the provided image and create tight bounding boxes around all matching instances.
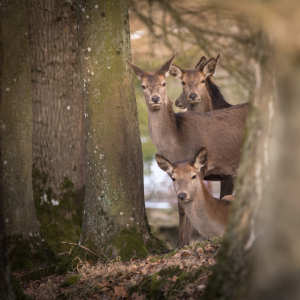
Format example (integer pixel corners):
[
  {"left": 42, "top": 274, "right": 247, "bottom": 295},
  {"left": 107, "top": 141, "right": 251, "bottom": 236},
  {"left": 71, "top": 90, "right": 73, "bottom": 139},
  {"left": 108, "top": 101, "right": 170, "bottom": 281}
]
[
  {"left": 114, "top": 286, "right": 128, "bottom": 298},
  {"left": 142, "top": 268, "right": 149, "bottom": 275},
  {"left": 196, "top": 285, "right": 206, "bottom": 292},
  {"left": 181, "top": 251, "right": 192, "bottom": 257},
  {"left": 98, "top": 282, "right": 109, "bottom": 289}
]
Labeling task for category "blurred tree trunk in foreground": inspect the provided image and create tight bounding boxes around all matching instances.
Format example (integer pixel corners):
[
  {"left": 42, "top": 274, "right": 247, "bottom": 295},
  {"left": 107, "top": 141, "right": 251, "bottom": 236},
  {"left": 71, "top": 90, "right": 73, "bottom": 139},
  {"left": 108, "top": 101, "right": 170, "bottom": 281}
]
[
  {"left": 77, "top": 0, "right": 165, "bottom": 260},
  {"left": 0, "top": 14, "right": 15, "bottom": 300},
  {"left": 204, "top": 1, "right": 300, "bottom": 299},
  {"left": 26, "top": 0, "right": 85, "bottom": 256},
  {"left": 0, "top": 0, "right": 57, "bottom": 272},
  {"left": 27, "top": 0, "right": 85, "bottom": 198}
]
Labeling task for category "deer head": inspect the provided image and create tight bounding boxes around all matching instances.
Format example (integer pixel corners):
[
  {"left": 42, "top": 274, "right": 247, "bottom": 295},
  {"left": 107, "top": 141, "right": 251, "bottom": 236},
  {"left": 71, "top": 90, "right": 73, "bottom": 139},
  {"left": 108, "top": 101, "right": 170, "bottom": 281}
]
[
  {"left": 126, "top": 54, "right": 175, "bottom": 111},
  {"left": 156, "top": 147, "right": 208, "bottom": 203},
  {"left": 171, "top": 55, "right": 220, "bottom": 107}
]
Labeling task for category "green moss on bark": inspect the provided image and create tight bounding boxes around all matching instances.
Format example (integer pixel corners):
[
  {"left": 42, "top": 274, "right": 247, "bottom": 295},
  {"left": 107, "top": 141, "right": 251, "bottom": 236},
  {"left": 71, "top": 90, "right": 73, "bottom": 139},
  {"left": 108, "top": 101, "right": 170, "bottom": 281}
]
[
  {"left": 7, "top": 234, "right": 58, "bottom": 272},
  {"left": 82, "top": 227, "right": 167, "bottom": 261},
  {"left": 32, "top": 168, "right": 84, "bottom": 257},
  {"left": 18, "top": 247, "right": 86, "bottom": 282}
]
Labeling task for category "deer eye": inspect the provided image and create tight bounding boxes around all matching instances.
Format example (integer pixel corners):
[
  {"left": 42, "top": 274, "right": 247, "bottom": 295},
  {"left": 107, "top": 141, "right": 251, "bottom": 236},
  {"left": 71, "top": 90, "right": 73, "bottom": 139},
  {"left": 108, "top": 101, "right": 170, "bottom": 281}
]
[
  {"left": 201, "top": 80, "right": 205, "bottom": 83},
  {"left": 192, "top": 175, "right": 196, "bottom": 179},
  {"left": 171, "top": 178, "right": 176, "bottom": 182},
  {"left": 162, "top": 82, "right": 166, "bottom": 87},
  {"left": 182, "top": 81, "right": 186, "bottom": 86},
  {"left": 141, "top": 85, "right": 146, "bottom": 89}
]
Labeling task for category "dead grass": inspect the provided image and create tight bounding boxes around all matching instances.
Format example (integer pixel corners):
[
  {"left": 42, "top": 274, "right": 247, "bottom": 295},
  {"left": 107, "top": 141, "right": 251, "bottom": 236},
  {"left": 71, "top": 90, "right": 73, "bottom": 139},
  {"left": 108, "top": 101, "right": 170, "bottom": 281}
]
[{"left": 19, "top": 239, "right": 222, "bottom": 300}]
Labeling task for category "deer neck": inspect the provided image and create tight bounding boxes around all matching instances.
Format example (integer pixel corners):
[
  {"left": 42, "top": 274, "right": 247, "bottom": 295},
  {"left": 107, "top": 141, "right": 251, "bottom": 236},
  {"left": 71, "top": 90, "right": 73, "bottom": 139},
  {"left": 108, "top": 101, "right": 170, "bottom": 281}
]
[
  {"left": 148, "top": 97, "right": 180, "bottom": 156},
  {"left": 205, "top": 79, "right": 231, "bottom": 110},
  {"left": 183, "top": 181, "right": 229, "bottom": 239}
]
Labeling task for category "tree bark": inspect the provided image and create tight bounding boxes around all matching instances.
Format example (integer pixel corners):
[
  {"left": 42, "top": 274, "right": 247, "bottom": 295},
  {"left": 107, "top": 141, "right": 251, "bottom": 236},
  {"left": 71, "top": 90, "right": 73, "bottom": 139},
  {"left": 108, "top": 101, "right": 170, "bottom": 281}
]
[
  {"left": 0, "top": 9, "right": 15, "bottom": 300},
  {"left": 204, "top": 1, "right": 300, "bottom": 299},
  {"left": 0, "top": 0, "right": 57, "bottom": 272},
  {"left": 27, "top": 0, "right": 85, "bottom": 197},
  {"left": 77, "top": 0, "right": 165, "bottom": 260}
]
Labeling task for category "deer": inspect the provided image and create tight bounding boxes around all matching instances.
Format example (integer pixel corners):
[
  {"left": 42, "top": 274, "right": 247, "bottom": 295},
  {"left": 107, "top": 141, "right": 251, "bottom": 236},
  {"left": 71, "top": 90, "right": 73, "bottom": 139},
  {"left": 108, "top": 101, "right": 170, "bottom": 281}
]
[
  {"left": 126, "top": 54, "right": 247, "bottom": 247},
  {"left": 170, "top": 55, "right": 248, "bottom": 199},
  {"left": 156, "top": 148, "right": 232, "bottom": 240},
  {"left": 172, "top": 54, "right": 232, "bottom": 112}
]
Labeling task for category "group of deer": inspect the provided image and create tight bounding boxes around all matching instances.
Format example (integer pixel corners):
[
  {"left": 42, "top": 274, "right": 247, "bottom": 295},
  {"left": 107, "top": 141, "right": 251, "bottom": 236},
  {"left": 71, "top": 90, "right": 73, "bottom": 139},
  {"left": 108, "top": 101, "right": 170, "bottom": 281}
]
[{"left": 127, "top": 54, "right": 248, "bottom": 247}]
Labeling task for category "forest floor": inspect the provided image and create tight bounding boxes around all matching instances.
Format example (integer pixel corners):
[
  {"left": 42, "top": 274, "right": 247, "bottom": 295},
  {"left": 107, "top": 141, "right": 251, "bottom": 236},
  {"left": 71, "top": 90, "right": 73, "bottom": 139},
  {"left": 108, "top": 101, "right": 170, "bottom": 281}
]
[{"left": 16, "top": 238, "right": 222, "bottom": 300}]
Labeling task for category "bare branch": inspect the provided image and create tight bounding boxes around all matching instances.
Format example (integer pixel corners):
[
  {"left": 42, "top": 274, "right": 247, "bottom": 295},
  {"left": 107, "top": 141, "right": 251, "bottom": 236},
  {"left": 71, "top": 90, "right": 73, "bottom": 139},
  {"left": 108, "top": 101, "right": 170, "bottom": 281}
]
[{"left": 61, "top": 241, "right": 100, "bottom": 257}]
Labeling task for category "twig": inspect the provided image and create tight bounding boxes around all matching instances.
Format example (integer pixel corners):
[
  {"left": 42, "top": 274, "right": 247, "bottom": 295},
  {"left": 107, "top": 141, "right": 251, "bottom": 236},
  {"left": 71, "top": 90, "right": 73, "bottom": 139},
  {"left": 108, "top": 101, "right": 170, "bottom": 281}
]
[
  {"left": 20, "top": 0, "right": 74, "bottom": 34},
  {"left": 61, "top": 241, "right": 99, "bottom": 257},
  {"left": 58, "top": 251, "right": 70, "bottom": 256}
]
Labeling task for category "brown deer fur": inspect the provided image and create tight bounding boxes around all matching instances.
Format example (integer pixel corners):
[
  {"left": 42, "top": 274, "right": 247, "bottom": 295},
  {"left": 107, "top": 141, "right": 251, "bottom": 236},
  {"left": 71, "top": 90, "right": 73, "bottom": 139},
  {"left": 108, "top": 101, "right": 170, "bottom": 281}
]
[
  {"left": 156, "top": 148, "right": 232, "bottom": 239},
  {"left": 171, "top": 55, "right": 249, "bottom": 199},
  {"left": 172, "top": 55, "right": 233, "bottom": 111},
  {"left": 127, "top": 54, "right": 247, "bottom": 246}
]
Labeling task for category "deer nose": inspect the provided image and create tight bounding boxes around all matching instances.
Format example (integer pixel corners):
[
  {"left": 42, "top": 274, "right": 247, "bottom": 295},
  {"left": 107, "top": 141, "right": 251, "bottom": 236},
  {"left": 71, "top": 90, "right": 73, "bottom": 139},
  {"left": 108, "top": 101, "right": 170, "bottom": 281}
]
[
  {"left": 175, "top": 100, "right": 182, "bottom": 108},
  {"left": 151, "top": 96, "right": 160, "bottom": 103},
  {"left": 189, "top": 93, "right": 197, "bottom": 100},
  {"left": 178, "top": 193, "right": 187, "bottom": 201}
]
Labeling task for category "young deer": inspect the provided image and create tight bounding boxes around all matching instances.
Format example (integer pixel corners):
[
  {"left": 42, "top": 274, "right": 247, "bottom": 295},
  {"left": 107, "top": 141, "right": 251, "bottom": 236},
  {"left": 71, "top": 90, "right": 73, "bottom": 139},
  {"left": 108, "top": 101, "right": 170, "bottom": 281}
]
[
  {"left": 171, "top": 55, "right": 248, "bottom": 199},
  {"left": 174, "top": 56, "right": 208, "bottom": 109},
  {"left": 171, "top": 54, "right": 233, "bottom": 112},
  {"left": 126, "top": 54, "right": 247, "bottom": 246},
  {"left": 156, "top": 148, "right": 232, "bottom": 240}
]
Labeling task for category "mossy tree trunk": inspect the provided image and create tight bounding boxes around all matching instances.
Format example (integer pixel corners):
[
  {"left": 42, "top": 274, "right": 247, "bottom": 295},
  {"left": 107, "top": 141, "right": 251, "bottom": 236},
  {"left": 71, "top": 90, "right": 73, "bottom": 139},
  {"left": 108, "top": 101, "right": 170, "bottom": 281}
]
[
  {"left": 0, "top": 17, "right": 15, "bottom": 299},
  {"left": 77, "top": 0, "right": 165, "bottom": 260},
  {"left": 27, "top": 0, "right": 85, "bottom": 198},
  {"left": 204, "top": 1, "right": 300, "bottom": 299},
  {"left": 0, "top": 0, "right": 57, "bottom": 272},
  {"left": 26, "top": 0, "right": 85, "bottom": 256}
]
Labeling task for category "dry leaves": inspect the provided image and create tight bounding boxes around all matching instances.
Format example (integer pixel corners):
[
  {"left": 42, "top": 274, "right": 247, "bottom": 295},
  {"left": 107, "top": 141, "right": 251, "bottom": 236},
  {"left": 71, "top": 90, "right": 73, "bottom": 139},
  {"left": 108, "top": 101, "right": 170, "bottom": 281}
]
[
  {"left": 114, "top": 286, "right": 128, "bottom": 298},
  {"left": 19, "top": 241, "right": 222, "bottom": 300}
]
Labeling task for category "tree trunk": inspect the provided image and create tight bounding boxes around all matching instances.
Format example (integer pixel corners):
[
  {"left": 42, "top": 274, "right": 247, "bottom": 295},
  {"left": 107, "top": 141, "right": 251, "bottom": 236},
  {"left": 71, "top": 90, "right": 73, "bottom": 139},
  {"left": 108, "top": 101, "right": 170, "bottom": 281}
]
[
  {"left": 27, "top": 0, "right": 85, "bottom": 198},
  {"left": 0, "top": 13, "right": 15, "bottom": 300},
  {"left": 0, "top": 0, "right": 57, "bottom": 272},
  {"left": 204, "top": 1, "right": 300, "bottom": 299},
  {"left": 26, "top": 0, "right": 85, "bottom": 256},
  {"left": 77, "top": 0, "right": 165, "bottom": 260}
]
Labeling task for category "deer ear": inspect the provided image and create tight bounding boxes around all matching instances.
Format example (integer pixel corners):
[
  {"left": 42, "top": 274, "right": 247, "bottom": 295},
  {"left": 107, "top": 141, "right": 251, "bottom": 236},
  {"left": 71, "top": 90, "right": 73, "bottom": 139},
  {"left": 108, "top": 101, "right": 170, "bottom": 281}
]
[
  {"left": 155, "top": 154, "right": 174, "bottom": 176},
  {"left": 169, "top": 64, "right": 183, "bottom": 79},
  {"left": 202, "top": 58, "right": 217, "bottom": 79},
  {"left": 193, "top": 147, "right": 207, "bottom": 171},
  {"left": 158, "top": 54, "right": 176, "bottom": 77},
  {"left": 214, "top": 54, "right": 220, "bottom": 76},
  {"left": 126, "top": 59, "right": 145, "bottom": 80},
  {"left": 195, "top": 56, "right": 207, "bottom": 71},
  {"left": 175, "top": 92, "right": 188, "bottom": 109}
]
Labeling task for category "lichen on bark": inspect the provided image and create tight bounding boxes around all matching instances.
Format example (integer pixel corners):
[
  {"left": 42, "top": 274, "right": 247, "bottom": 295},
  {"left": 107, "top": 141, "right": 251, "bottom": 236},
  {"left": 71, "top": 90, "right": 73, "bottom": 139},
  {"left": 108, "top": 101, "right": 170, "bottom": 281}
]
[
  {"left": 77, "top": 0, "right": 166, "bottom": 259},
  {"left": 0, "top": 0, "right": 58, "bottom": 271}
]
